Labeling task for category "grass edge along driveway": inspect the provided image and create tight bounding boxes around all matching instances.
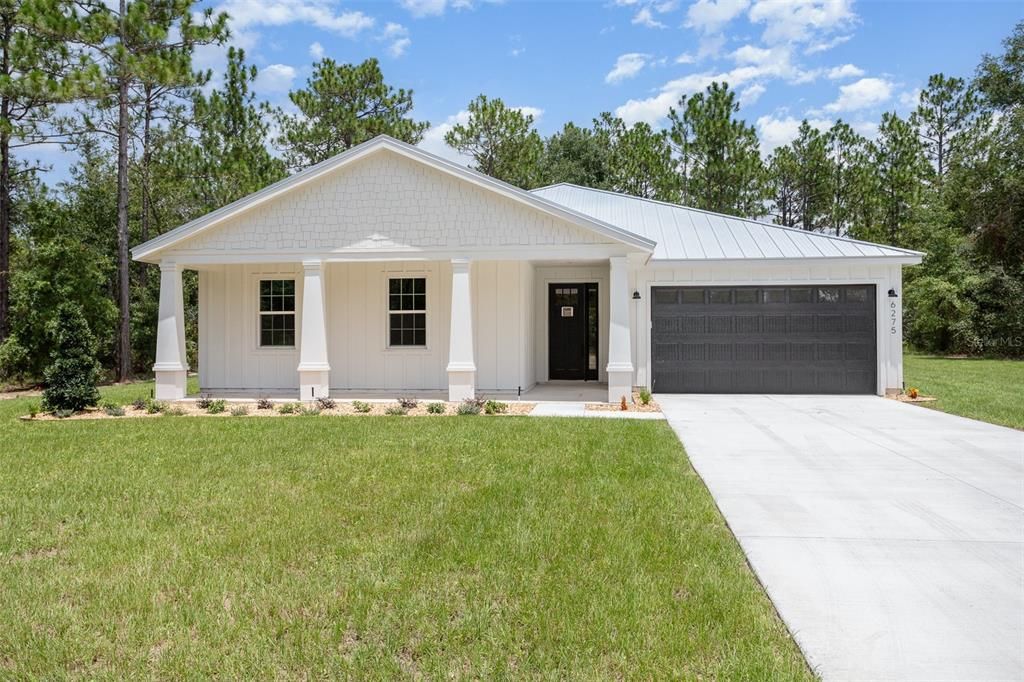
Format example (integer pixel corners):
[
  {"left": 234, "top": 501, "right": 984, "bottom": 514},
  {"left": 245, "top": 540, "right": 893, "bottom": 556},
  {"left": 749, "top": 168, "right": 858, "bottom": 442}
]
[
  {"left": 0, "top": 383, "right": 813, "bottom": 679},
  {"left": 904, "top": 353, "right": 1024, "bottom": 430}
]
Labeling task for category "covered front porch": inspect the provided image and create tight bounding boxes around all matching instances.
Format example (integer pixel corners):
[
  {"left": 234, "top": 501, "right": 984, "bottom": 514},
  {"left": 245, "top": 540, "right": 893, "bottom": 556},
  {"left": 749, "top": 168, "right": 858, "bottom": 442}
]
[{"left": 152, "top": 256, "right": 639, "bottom": 404}]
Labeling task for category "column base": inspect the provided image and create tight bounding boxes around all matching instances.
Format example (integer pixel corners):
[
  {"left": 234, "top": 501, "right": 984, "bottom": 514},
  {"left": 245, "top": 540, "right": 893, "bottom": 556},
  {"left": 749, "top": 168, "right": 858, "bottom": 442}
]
[
  {"left": 154, "top": 369, "right": 187, "bottom": 400},
  {"left": 299, "top": 370, "right": 330, "bottom": 402},
  {"left": 447, "top": 369, "right": 476, "bottom": 402},
  {"left": 607, "top": 369, "right": 634, "bottom": 405}
]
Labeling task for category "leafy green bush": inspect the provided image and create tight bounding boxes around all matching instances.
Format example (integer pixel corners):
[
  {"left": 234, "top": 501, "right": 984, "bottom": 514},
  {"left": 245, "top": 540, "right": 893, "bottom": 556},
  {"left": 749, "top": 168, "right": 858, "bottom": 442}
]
[
  {"left": 256, "top": 397, "right": 274, "bottom": 410},
  {"left": 299, "top": 404, "right": 321, "bottom": 416},
  {"left": 131, "top": 397, "right": 147, "bottom": 411},
  {"left": 0, "top": 336, "right": 30, "bottom": 384},
  {"left": 484, "top": 400, "right": 508, "bottom": 414},
  {"left": 384, "top": 405, "right": 407, "bottom": 416},
  {"left": 398, "top": 396, "right": 418, "bottom": 409},
  {"left": 230, "top": 405, "right": 249, "bottom": 417},
  {"left": 206, "top": 399, "right": 227, "bottom": 414},
  {"left": 352, "top": 400, "right": 372, "bottom": 413},
  {"left": 638, "top": 388, "right": 652, "bottom": 405},
  {"left": 103, "top": 402, "right": 125, "bottom": 417},
  {"left": 277, "top": 402, "right": 298, "bottom": 414},
  {"left": 41, "top": 304, "right": 101, "bottom": 413},
  {"left": 26, "top": 402, "right": 39, "bottom": 418},
  {"left": 163, "top": 405, "right": 186, "bottom": 416},
  {"left": 457, "top": 399, "right": 481, "bottom": 416},
  {"left": 426, "top": 401, "right": 446, "bottom": 414},
  {"left": 196, "top": 394, "right": 214, "bottom": 410},
  {"left": 145, "top": 400, "right": 165, "bottom": 414}
]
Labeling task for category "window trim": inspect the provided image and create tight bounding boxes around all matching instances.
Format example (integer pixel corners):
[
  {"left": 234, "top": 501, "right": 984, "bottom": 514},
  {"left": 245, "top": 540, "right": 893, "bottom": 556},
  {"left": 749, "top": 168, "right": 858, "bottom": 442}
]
[
  {"left": 385, "top": 275, "right": 428, "bottom": 350},
  {"left": 256, "top": 277, "right": 297, "bottom": 350}
]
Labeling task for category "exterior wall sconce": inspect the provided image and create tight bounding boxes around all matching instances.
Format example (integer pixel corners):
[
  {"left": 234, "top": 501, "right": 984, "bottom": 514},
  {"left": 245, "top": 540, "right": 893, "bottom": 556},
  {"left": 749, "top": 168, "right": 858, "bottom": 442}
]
[
  {"left": 632, "top": 290, "right": 641, "bottom": 300},
  {"left": 888, "top": 288, "right": 898, "bottom": 298}
]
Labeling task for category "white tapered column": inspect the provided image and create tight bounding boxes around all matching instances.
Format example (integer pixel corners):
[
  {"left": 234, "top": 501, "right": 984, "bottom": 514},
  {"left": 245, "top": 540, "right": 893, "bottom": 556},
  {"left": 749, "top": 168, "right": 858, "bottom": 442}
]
[
  {"left": 447, "top": 259, "right": 476, "bottom": 401},
  {"left": 153, "top": 260, "right": 187, "bottom": 400},
  {"left": 606, "top": 256, "right": 634, "bottom": 403},
  {"left": 297, "top": 259, "right": 330, "bottom": 401}
]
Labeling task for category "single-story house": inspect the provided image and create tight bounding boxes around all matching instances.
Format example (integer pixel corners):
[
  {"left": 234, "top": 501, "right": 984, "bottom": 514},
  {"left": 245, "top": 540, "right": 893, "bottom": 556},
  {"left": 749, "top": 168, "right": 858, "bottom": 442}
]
[{"left": 132, "top": 135, "right": 923, "bottom": 403}]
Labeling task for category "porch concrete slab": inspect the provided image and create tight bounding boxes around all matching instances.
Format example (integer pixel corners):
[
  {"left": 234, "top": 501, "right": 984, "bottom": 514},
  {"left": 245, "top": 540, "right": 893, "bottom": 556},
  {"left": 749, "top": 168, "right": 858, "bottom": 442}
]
[{"left": 658, "top": 394, "right": 1024, "bottom": 682}]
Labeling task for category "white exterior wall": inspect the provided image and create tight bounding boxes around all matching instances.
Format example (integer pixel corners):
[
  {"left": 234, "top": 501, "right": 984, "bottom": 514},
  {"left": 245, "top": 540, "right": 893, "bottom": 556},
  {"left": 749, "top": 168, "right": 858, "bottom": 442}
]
[
  {"left": 533, "top": 263, "right": 610, "bottom": 385},
  {"left": 631, "top": 261, "right": 907, "bottom": 395},
  {"left": 198, "top": 260, "right": 535, "bottom": 393}
]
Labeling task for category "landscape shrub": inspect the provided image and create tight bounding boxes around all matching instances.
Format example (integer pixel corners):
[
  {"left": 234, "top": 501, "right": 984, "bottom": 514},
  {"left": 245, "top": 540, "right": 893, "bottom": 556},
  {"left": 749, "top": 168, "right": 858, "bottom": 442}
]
[
  {"left": 103, "top": 402, "right": 125, "bottom": 417},
  {"left": 145, "top": 400, "right": 165, "bottom": 414},
  {"left": 230, "top": 405, "right": 249, "bottom": 417},
  {"left": 206, "top": 399, "right": 226, "bottom": 414},
  {"left": 163, "top": 405, "right": 186, "bottom": 416},
  {"left": 484, "top": 400, "right": 508, "bottom": 414},
  {"left": 196, "top": 394, "right": 214, "bottom": 409},
  {"left": 352, "top": 400, "right": 372, "bottom": 413},
  {"left": 41, "top": 304, "right": 101, "bottom": 413},
  {"left": 397, "top": 396, "right": 418, "bottom": 409},
  {"left": 315, "top": 396, "right": 336, "bottom": 410},
  {"left": 638, "top": 388, "right": 652, "bottom": 405},
  {"left": 131, "top": 397, "right": 147, "bottom": 411},
  {"left": 53, "top": 408, "right": 73, "bottom": 419},
  {"left": 426, "top": 401, "right": 446, "bottom": 414},
  {"left": 277, "top": 402, "right": 298, "bottom": 414},
  {"left": 384, "top": 405, "right": 407, "bottom": 416},
  {"left": 256, "top": 397, "right": 274, "bottom": 410},
  {"left": 299, "top": 404, "right": 321, "bottom": 416},
  {"left": 457, "top": 399, "right": 481, "bottom": 416}
]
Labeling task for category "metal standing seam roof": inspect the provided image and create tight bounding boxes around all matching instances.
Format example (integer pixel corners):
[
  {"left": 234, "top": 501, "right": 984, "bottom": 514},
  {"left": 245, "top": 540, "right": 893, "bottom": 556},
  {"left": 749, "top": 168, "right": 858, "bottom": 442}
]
[{"left": 531, "top": 183, "right": 924, "bottom": 262}]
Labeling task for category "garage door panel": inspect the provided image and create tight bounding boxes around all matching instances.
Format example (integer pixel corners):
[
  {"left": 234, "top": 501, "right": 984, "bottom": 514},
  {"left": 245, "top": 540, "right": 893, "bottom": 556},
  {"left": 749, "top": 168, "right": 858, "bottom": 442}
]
[{"left": 652, "top": 285, "right": 876, "bottom": 394}]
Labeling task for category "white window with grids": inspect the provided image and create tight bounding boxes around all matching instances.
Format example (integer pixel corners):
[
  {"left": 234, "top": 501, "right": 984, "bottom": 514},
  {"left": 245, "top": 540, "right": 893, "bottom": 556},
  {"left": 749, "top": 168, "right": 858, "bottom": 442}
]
[
  {"left": 258, "top": 279, "right": 296, "bottom": 347},
  {"left": 388, "top": 277, "right": 426, "bottom": 347}
]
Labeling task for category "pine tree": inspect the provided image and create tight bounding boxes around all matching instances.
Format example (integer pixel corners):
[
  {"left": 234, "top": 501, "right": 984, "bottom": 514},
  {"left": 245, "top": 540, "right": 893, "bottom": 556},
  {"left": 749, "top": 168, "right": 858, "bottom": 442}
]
[
  {"left": 593, "top": 113, "right": 680, "bottom": 201},
  {"left": 444, "top": 94, "right": 543, "bottom": 188},
  {"left": 767, "top": 146, "right": 800, "bottom": 227},
  {"left": 790, "top": 121, "right": 832, "bottom": 231},
  {"left": 910, "top": 73, "right": 977, "bottom": 189},
  {"left": 873, "top": 112, "right": 929, "bottom": 245},
  {"left": 824, "top": 120, "right": 871, "bottom": 236},
  {"left": 539, "top": 122, "right": 612, "bottom": 189},
  {"left": 277, "top": 58, "right": 428, "bottom": 171}
]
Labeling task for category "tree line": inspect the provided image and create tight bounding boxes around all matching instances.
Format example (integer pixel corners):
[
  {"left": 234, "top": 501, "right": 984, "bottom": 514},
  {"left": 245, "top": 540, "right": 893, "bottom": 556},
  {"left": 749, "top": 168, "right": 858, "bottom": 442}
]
[{"left": 0, "top": 4, "right": 1021, "bottom": 390}]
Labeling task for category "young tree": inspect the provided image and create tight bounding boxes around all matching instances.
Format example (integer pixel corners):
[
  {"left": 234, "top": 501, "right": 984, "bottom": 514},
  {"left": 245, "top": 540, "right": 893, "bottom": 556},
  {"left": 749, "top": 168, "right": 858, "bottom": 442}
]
[
  {"left": 910, "top": 73, "right": 977, "bottom": 188},
  {"left": 593, "top": 113, "right": 680, "bottom": 201},
  {"left": 444, "top": 94, "right": 543, "bottom": 188},
  {"left": 539, "top": 122, "right": 611, "bottom": 189},
  {"left": 667, "top": 82, "right": 765, "bottom": 216},
  {"left": 277, "top": 58, "right": 428, "bottom": 171},
  {"left": 41, "top": 302, "right": 101, "bottom": 412},
  {"left": 76, "top": 0, "right": 227, "bottom": 382}
]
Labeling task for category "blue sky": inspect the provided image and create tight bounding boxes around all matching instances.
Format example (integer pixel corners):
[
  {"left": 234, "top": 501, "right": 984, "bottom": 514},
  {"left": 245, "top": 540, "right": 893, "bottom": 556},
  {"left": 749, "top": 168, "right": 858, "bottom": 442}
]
[{"left": 39, "top": 0, "right": 1024, "bottom": 178}]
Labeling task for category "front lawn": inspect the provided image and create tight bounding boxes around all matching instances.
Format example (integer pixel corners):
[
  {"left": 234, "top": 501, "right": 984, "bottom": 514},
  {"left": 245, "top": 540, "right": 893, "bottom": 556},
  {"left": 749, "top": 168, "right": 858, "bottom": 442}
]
[
  {"left": 904, "top": 353, "right": 1024, "bottom": 430},
  {"left": 0, "top": 384, "right": 811, "bottom": 679}
]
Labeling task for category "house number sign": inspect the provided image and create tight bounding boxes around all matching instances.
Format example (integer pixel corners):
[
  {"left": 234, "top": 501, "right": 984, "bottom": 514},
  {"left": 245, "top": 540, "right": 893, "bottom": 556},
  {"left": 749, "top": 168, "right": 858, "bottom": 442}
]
[
  {"left": 890, "top": 300, "right": 898, "bottom": 335},
  {"left": 561, "top": 306, "right": 574, "bottom": 317}
]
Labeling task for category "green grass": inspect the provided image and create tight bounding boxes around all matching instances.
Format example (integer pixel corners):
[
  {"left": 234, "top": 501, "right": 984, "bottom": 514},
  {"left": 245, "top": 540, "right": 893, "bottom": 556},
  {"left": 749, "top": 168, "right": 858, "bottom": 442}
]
[
  {"left": 904, "top": 353, "right": 1024, "bottom": 430},
  {"left": 0, "top": 383, "right": 811, "bottom": 679}
]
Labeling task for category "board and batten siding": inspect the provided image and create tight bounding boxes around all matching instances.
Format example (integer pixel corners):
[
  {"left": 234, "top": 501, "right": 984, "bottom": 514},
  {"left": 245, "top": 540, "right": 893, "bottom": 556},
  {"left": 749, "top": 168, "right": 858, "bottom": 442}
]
[
  {"left": 630, "top": 261, "right": 905, "bottom": 395},
  {"left": 533, "top": 264, "right": 610, "bottom": 385},
  {"left": 198, "top": 261, "right": 535, "bottom": 393}
]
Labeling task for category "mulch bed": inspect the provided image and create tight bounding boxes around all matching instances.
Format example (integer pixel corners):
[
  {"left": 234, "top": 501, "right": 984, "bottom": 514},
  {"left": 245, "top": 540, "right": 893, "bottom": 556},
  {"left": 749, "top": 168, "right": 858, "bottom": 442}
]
[{"left": 586, "top": 392, "right": 661, "bottom": 413}]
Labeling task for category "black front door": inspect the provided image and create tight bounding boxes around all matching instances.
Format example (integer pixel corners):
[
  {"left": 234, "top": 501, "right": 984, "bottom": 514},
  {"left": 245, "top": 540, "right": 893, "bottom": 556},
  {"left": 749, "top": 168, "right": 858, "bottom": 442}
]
[{"left": 549, "top": 283, "right": 598, "bottom": 380}]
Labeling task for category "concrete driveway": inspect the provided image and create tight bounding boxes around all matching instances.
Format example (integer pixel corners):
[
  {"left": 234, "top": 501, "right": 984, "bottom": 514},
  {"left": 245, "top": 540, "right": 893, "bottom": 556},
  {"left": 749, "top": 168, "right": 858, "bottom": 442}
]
[{"left": 659, "top": 394, "right": 1024, "bottom": 681}]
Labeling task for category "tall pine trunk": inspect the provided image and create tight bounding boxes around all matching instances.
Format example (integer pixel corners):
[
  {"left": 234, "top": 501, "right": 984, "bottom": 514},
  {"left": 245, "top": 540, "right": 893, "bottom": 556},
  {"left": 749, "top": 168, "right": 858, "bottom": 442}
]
[
  {"left": 139, "top": 89, "right": 152, "bottom": 290},
  {"left": 115, "top": 0, "right": 130, "bottom": 381},
  {"left": 0, "top": 18, "right": 11, "bottom": 344}
]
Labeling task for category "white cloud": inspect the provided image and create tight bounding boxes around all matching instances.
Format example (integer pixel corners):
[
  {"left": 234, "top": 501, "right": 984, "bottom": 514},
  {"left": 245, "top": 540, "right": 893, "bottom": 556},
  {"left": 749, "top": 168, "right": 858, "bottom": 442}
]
[
  {"left": 632, "top": 6, "right": 666, "bottom": 28},
  {"left": 309, "top": 41, "right": 324, "bottom": 59},
  {"left": 381, "top": 22, "right": 411, "bottom": 57},
  {"left": 675, "top": 52, "right": 695, "bottom": 64},
  {"left": 254, "top": 63, "right": 297, "bottom": 94},
  {"left": 419, "top": 110, "right": 473, "bottom": 164},
  {"left": 697, "top": 33, "right": 726, "bottom": 59},
  {"left": 827, "top": 63, "right": 864, "bottom": 80},
  {"left": 655, "top": 0, "right": 680, "bottom": 11},
  {"left": 606, "top": 53, "right": 650, "bottom": 84},
  {"left": 852, "top": 119, "right": 879, "bottom": 139},
  {"left": 805, "top": 33, "right": 851, "bottom": 54},
  {"left": 509, "top": 46, "right": 525, "bottom": 57},
  {"left": 756, "top": 114, "right": 832, "bottom": 153},
  {"left": 748, "top": 0, "right": 856, "bottom": 46},
  {"left": 899, "top": 88, "right": 921, "bottom": 109},
  {"left": 216, "top": 0, "right": 375, "bottom": 36},
  {"left": 824, "top": 77, "right": 892, "bottom": 112},
  {"left": 515, "top": 106, "right": 544, "bottom": 121},
  {"left": 400, "top": 0, "right": 479, "bottom": 18},
  {"left": 739, "top": 83, "right": 766, "bottom": 106},
  {"left": 685, "top": 0, "right": 749, "bottom": 33}
]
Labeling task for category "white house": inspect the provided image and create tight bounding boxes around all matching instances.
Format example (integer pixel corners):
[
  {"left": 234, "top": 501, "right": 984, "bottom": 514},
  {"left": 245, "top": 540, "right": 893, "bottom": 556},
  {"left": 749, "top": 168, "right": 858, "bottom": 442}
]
[{"left": 131, "top": 135, "right": 923, "bottom": 403}]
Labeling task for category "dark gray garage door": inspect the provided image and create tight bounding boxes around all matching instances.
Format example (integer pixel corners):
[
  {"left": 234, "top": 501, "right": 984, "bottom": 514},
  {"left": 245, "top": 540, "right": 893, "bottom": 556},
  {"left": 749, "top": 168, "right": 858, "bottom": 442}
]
[{"left": 652, "top": 285, "right": 876, "bottom": 394}]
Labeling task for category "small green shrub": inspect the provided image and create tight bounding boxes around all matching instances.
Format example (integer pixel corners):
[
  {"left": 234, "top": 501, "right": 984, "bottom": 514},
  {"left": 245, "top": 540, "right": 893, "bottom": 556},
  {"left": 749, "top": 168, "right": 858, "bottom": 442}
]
[
  {"left": 426, "top": 401, "right": 446, "bottom": 414},
  {"left": 352, "top": 400, "right": 372, "bottom": 413},
  {"left": 397, "top": 396, "right": 418, "bottom": 409},
  {"left": 103, "top": 402, "right": 125, "bottom": 417},
  {"left": 315, "top": 396, "right": 336, "bottom": 410},
  {"left": 230, "top": 405, "right": 249, "bottom": 417},
  {"left": 256, "top": 397, "right": 274, "bottom": 410},
  {"left": 163, "top": 405, "right": 186, "bottom": 416},
  {"left": 277, "top": 402, "right": 298, "bottom": 414},
  {"left": 196, "top": 394, "right": 213, "bottom": 409},
  {"left": 384, "top": 405, "right": 407, "bottom": 416},
  {"left": 53, "top": 408, "right": 74, "bottom": 419},
  {"left": 131, "top": 397, "right": 147, "bottom": 411},
  {"left": 484, "top": 400, "right": 508, "bottom": 415},
  {"left": 206, "top": 399, "right": 226, "bottom": 414},
  {"left": 457, "top": 399, "right": 481, "bottom": 416},
  {"left": 41, "top": 304, "right": 101, "bottom": 412},
  {"left": 145, "top": 399, "right": 165, "bottom": 414},
  {"left": 638, "top": 388, "right": 652, "bottom": 405},
  {"left": 299, "top": 404, "right": 321, "bottom": 416},
  {"left": 26, "top": 402, "right": 39, "bottom": 419}
]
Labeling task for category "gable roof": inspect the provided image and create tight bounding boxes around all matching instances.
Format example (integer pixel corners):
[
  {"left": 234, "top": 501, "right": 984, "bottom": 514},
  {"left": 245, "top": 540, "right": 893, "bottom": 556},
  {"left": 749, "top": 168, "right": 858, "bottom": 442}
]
[
  {"left": 532, "top": 183, "right": 924, "bottom": 263},
  {"left": 131, "top": 136, "right": 656, "bottom": 262}
]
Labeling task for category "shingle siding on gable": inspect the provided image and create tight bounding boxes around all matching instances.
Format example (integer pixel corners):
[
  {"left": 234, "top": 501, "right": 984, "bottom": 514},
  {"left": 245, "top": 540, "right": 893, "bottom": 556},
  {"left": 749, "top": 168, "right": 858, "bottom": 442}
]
[{"left": 173, "top": 151, "right": 614, "bottom": 254}]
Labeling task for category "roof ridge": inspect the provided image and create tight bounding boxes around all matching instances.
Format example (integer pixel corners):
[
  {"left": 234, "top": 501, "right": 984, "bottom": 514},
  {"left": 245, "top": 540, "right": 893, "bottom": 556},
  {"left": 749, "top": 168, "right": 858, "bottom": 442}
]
[{"left": 532, "top": 182, "right": 924, "bottom": 257}]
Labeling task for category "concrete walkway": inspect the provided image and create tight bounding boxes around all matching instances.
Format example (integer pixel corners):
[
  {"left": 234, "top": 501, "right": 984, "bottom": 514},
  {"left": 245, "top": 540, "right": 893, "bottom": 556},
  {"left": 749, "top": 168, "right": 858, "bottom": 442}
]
[
  {"left": 529, "top": 402, "right": 665, "bottom": 419},
  {"left": 659, "top": 394, "right": 1024, "bottom": 681}
]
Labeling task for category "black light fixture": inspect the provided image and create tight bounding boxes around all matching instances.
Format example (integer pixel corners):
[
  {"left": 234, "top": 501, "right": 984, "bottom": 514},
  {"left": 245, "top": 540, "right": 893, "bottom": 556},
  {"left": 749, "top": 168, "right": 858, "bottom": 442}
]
[
  {"left": 888, "top": 288, "right": 898, "bottom": 298},
  {"left": 632, "top": 290, "right": 641, "bottom": 300}
]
